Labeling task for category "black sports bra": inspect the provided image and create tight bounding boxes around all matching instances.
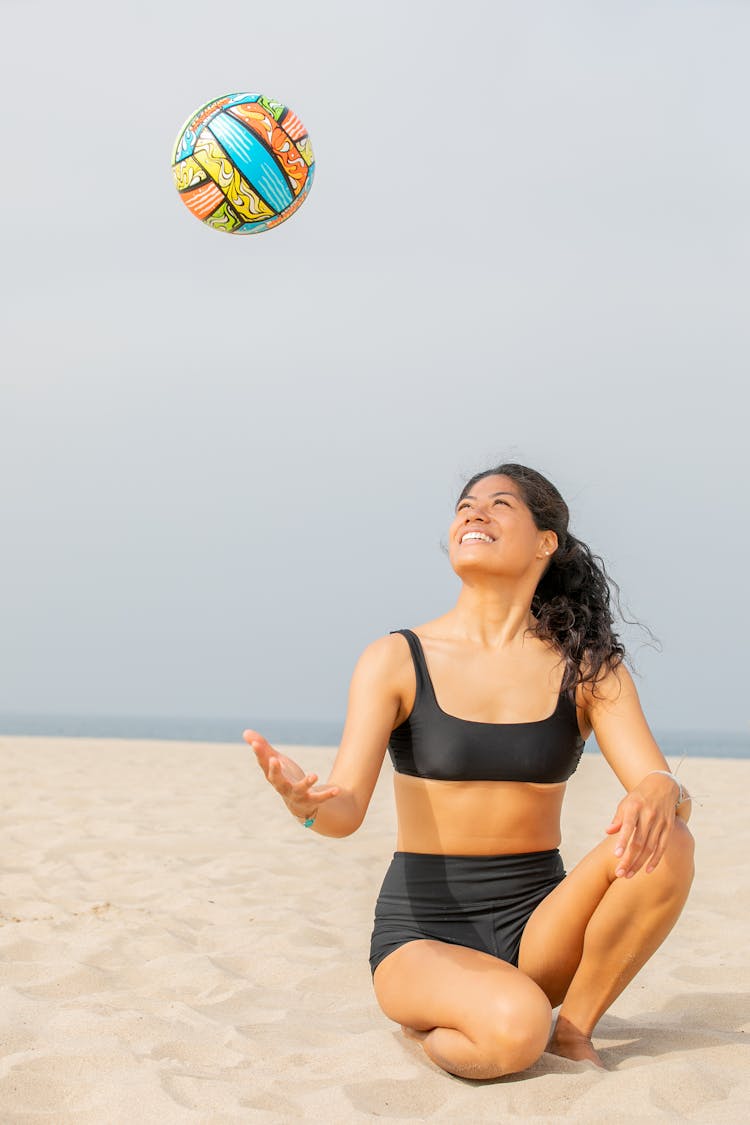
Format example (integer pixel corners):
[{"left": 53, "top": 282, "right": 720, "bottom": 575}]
[{"left": 388, "top": 629, "right": 585, "bottom": 783}]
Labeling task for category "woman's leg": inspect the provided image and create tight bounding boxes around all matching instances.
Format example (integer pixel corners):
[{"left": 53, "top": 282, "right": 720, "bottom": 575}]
[
  {"left": 519, "top": 819, "right": 695, "bottom": 1064},
  {"left": 373, "top": 939, "right": 553, "bottom": 1079}
]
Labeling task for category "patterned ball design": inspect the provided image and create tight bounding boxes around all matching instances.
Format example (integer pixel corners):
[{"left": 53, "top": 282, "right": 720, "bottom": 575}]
[{"left": 172, "top": 93, "right": 315, "bottom": 235}]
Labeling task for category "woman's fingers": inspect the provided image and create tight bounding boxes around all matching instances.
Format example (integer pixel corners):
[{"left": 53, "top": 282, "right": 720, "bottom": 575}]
[
  {"left": 611, "top": 796, "right": 650, "bottom": 876},
  {"left": 644, "top": 825, "right": 671, "bottom": 874},
  {"left": 617, "top": 816, "right": 667, "bottom": 877},
  {"left": 243, "top": 729, "right": 272, "bottom": 755},
  {"left": 610, "top": 782, "right": 680, "bottom": 877},
  {"left": 615, "top": 832, "right": 641, "bottom": 878},
  {"left": 243, "top": 730, "right": 278, "bottom": 776},
  {"left": 244, "top": 730, "right": 289, "bottom": 772},
  {"left": 303, "top": 785, "right": 340, "bottom": 804},
  {"left": 612, "top": 807, "right": 637, "bottom": 861},
  {"left": 266, "top": 758, "right": 339, "bottom": 811},
  {"left": 243, "top": 728, "right": 339, "bottom": 817},
  {"left": 618, "top": 835, "right": 649, "bottom": 877},
  {"left": 267, "top": 755, "right": 304, "bottom": 793},
  {"left": 245, "top": 731, "right": 306, "bottom": 787},
  {"left": 288, "top": 772, "right": 340, "bottom": 804},
  {"left": 266, "top": 755, "right": 288, "bottom": 790}
]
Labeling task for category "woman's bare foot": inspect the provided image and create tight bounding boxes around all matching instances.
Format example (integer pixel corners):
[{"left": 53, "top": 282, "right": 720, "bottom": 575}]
[{"left": 547, "top": 1015, "right": 605, "bottom": 1068}]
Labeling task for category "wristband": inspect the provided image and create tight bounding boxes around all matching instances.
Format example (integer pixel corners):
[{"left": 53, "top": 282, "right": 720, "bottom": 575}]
[
  {"left": 298, "top": 809, "right": 318, "bottom": 829},
  {"left": 645, "top": 770, "right": 691, "bottom": 808}
]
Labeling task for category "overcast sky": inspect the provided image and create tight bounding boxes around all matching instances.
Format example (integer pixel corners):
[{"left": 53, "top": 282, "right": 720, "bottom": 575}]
[{"left": 1, "top": 0, "right": 748, "bottom": 734}]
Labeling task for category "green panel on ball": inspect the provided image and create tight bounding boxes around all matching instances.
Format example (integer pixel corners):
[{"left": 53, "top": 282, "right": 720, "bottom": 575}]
[
  {"left": 258, "top": 95, "right": 286, "bottom": 121},
  {"left": 204, "top": 200, "right": 243, "bottom": 233}
]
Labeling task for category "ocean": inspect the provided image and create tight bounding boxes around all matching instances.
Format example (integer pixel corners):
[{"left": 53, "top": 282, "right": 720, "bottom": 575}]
[{"left": 0, "top": 714, "right": 747, "bottom": 759}]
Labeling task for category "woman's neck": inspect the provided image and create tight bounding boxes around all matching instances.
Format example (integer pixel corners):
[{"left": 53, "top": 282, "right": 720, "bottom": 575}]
[{"left": 448, "top": 582, "right": 537, "bottom": 648}]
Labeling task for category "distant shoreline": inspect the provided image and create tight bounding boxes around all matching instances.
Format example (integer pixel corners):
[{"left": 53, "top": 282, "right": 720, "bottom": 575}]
[{"left": 0, "top": 714, "right": 747, "bottom": 758}]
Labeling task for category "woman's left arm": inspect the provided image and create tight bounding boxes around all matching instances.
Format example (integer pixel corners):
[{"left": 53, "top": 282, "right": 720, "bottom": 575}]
[{"left": 582, "top": 663, "right": 692, "bottom": 880}]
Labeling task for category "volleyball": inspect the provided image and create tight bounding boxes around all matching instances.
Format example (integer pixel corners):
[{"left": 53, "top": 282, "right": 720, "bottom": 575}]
[{"left": 171, "top": 93, "right": 315, "bottom": 235}]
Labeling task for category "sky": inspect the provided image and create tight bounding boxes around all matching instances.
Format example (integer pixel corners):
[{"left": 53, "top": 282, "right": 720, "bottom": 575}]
[{"left": 1, "top": 0, "right": 748, "bottom": 735}]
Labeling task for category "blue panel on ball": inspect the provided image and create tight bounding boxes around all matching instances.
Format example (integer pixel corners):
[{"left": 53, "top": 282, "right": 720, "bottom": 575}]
[
  {"left": 224, "top": 92, "right": 261, "bottom": 107},
  {"left": 208, "top": 113, "right": 293, "bottom": 214},
  {"left": 175, "top": 127, "right": 197, "bottom": 161},
  {"left": 237, "top": 219, "right": 272, "bottom": 234}
]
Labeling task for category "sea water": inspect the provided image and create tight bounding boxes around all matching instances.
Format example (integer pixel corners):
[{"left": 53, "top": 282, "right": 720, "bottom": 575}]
[
  {"left": 0, "top": 713, "right": 747, "bottom": 758},
  {"left": 0, "top": 713, "right": 343, "bottom": 746}
]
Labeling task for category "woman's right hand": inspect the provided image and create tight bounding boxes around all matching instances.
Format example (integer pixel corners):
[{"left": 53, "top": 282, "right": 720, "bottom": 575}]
[{"left": 243, "top": 729, "right": 341, "bottom": 821}]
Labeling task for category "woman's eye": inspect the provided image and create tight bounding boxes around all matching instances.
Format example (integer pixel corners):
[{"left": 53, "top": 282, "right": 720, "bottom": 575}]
[{"left": 493, "top": 499, "right": 509, "bottom": 507}]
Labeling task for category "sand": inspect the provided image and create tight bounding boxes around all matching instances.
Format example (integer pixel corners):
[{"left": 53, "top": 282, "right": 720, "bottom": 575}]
[{"left": 0, "top": 737, "right": 746, "bottom": 1124}]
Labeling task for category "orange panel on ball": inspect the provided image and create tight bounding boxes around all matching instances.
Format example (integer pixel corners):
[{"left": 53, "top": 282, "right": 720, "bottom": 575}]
[
  {"left": 229, "top": 103, "right": 309, "bottom": 196},
  {"left": 181, "top": 179, "right": 225, "bottom": 221}
]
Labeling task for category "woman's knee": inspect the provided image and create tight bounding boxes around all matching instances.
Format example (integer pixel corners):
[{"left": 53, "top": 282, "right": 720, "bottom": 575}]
[
  {"left": 373, "top": 943, "right": 553, "bottom": 1077},
  {"left": 663, "top": 820, "right": 695, "bottom": 882},
  {"left": 475, "top": 983, "right": 552, "bottom": 1076},
  {"left": 640, "top": 819, "right": 694, "bottom": 907}
]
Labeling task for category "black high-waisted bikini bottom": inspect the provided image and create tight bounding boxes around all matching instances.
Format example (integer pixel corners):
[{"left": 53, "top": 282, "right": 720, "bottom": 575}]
[{"left": 370, "top": 849, "right": 565, "bottom": 975}]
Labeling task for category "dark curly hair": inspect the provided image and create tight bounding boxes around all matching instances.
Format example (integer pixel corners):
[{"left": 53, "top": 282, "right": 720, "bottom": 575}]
[{"left": 458, "top": 463, "right": 628, "bottom": 694}]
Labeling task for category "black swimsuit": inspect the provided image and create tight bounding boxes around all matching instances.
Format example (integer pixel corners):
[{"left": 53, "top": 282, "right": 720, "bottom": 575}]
[
  {"left": 369, "top": 630, "right": 586, "bottom": 975},
  {"left": 388, "top": 629, "right": 584, "bottom": 783}
]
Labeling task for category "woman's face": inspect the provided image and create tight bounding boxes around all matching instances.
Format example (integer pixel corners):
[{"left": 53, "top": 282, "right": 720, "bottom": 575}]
[{"left": 448, "top": 475, "right": 556, "bottom": 580}]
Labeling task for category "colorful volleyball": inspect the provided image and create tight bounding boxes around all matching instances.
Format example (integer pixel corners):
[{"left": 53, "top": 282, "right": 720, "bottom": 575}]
[{"left": 171, "top": 93, "right": 315, "bottom": 235}]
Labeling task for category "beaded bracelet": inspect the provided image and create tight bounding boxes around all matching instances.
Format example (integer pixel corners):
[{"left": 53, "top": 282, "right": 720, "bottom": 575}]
[{"left": 298, "top": 809, "right": 318, "bottom": 829}]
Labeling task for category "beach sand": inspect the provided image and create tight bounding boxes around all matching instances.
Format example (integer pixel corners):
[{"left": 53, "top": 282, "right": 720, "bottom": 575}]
[{"left": 0, "top": 737, "right": 746, "bottom": 1124}]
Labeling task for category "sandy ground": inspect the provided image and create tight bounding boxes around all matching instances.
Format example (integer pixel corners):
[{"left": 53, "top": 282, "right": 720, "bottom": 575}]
[{"left": 0, "top": 737, "right": 746, "bottom": 1124}]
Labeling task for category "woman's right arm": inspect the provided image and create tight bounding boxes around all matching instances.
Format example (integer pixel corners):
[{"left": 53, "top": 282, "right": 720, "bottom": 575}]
[{"left": 244, "top": 633, "right": 407, "bottom": 837}]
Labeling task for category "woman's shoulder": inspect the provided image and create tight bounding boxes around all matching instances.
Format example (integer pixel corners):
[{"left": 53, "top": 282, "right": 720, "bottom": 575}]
[
  {"left": 395, "top": 614, "right": 454, "bottom": 645},
  {"left": 577, "top": 654, "right": 632, "bottom": 703},
  {"left": 361, "top": 614, "right": 448, "bottom": 654},
  {"left": 355, "top": 631, "right": 414, "bottom": 676},
  {"left": 573, "top": 655, "right": 633, "bottom": 737},
  {"left": 350, "top": 633, "right": 417, "bottom": 717}
]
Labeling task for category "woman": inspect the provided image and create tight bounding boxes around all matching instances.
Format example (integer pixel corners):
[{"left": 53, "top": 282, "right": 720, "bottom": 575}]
[{"left": 245, "top": 463, "right": 694, "bottom": 1077}]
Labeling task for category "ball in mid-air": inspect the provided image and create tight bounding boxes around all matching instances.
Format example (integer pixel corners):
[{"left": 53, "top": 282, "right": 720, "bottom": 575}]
[{"left": 172, "top": 93, "right": 315, "bottom": 234}]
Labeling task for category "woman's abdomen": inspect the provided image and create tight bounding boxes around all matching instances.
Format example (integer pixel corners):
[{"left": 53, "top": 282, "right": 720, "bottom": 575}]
[{"left": 393, "top": 774, "right": 566, "bottom": 856}]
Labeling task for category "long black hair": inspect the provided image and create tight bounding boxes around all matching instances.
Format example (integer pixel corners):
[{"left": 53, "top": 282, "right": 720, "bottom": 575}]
[{"left": 458, "top": 463, "right": 628, "bottom": 693}]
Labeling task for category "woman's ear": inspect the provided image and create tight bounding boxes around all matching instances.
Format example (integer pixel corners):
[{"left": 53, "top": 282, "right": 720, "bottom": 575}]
[{"left": 540, "top": 532, "right": 559, "bottom": 558}]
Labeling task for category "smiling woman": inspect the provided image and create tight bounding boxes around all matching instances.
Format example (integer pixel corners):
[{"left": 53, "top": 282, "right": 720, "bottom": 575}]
[
  {"left": 453, "top": 464, "right": 627, "bottom": 701},
  {"left": 245, "top": 462, "right": 694, "bottom": 1078}
]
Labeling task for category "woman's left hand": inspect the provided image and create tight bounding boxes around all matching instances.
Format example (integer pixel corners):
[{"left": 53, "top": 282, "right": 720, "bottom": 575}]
[{"left": 604, "top": 773, "right": 682, "bottom": 878}]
